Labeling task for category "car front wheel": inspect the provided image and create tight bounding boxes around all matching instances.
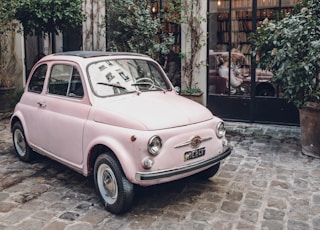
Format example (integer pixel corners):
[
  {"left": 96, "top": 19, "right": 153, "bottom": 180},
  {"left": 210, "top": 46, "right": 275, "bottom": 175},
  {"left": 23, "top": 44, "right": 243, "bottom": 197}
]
[
  {"left": 12, "top": 122, "right": 35, "bottom": 162},
  {"left": 94, "top": 154, "right": 134, "bottom": 214}
]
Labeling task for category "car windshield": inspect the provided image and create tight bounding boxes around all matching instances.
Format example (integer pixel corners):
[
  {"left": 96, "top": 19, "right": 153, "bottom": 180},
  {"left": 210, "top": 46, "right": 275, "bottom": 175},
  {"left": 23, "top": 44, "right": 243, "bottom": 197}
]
[{"left": 87, "top": 58, "right": 171, "bottom": 97}]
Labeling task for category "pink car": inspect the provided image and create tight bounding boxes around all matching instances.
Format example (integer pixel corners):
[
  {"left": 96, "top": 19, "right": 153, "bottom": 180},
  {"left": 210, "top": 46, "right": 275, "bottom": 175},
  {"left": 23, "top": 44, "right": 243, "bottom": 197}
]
[{"left": 10, "top": 51, "right": 232, "bottom": 214}]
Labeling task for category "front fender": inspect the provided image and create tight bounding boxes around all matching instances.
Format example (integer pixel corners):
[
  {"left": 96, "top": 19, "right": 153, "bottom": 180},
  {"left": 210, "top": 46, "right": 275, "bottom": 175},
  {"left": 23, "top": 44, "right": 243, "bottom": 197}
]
[{"left": 83, "top": 124, "right": 142, "bottom": 182}]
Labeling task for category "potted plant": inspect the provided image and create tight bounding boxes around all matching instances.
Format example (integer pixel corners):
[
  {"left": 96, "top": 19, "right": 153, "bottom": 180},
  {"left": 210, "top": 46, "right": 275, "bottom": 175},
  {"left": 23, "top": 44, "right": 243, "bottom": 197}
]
[
  {"left": 0, "top": 21, "right": 18, "bottom": 113},
  {"left": 251, "top": 0, "right": 320, "bottom": 158}
]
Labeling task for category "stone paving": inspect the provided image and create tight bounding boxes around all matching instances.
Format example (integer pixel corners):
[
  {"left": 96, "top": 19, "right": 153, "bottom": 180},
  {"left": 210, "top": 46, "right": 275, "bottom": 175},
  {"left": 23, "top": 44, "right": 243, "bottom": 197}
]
[{"left": 0, "top": 117, "right": 320, "bottom": 230}]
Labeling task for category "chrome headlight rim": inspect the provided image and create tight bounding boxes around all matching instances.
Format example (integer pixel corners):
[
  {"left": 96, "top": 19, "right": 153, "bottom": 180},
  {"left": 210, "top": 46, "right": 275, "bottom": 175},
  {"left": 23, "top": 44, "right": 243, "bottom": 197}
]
[
  {"left": 216, "top": 121, "right": 226, "bottom": 138},
  {"left": 148, "top": 135, "right": 162, "bottom": 156}
]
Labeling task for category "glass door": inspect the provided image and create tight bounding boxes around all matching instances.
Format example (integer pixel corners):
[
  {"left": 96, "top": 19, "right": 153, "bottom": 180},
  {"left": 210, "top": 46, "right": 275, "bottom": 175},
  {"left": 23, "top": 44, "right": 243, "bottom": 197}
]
[
  {"left": 207, "top": 0, "right": 300, "bottom": 125},
  {"left": 208, "top": 0, "right": 252, "bottom": 121}
]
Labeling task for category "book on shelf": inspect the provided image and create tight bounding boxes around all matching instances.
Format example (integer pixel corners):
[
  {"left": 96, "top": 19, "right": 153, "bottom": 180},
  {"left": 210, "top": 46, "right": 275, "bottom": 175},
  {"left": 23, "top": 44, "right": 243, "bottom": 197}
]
[
  {"left": 218, "top": 32, "right": 229, "bottom": 43},
  {"left": 236, "top": 11, "right": 253, "bottom": 19},
  {"left": 232, "top": 20, "right": 252, "bottom": 32},
  {"left": 219, "top": 21, "right": 228, "bottom": 31},
  {"left": 257, "top": 0, "right": 278, "bottom": 8},
  {"left": 214, "top": 44, "right": 252, "bottom": 56},
  {"left": 218, "top": 12, "right": 229, "bottom": 20},
  {"left": 240, "top": 44, "right": 251, "bottom": 54},
  {"left": 218, "top": 0, "right": 298, "bottom": 10},
  {"left": 218, "top": 0, "right": 252, "bottom": 9},
  {"left": 218, "top": 12, "right": 253, "bottom": 32},
  {"left": 216, "top": 44, "right": 228, "bottom": 52}
]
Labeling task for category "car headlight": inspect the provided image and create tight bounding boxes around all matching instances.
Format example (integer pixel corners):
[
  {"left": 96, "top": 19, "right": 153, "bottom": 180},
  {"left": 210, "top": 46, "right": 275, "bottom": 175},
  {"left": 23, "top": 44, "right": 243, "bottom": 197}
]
[
  {"left": 216, "top": 121, "right": 226, "bottom": 138},
  {"left": 148, "top": 135, "right": 162, "bottom": 155}
]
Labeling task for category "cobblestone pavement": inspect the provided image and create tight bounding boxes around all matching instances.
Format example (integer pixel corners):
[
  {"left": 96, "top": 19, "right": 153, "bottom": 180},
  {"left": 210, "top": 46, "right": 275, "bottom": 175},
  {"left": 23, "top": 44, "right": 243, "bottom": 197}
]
[{"left": 0, "top": 117, "right": 320, "bottom": 230}]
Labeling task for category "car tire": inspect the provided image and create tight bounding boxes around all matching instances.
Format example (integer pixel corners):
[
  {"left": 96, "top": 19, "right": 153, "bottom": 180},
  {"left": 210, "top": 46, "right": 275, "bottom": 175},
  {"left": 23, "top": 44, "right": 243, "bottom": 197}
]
[
  {"left": 197, "top": 163, "right": 220, "bottom": 180},
  {"left": 94, "top": 154, "right": 134, "bottom": 214},
  {"left": 12, "top": 122, "right": 35, "bottom": 162}
]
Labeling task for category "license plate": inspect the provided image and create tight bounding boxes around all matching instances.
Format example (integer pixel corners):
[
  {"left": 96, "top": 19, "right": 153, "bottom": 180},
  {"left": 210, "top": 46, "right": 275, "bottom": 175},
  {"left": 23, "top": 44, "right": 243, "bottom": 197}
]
[{"left": 184, "top": 147, "right": 206, "bottom": 161}]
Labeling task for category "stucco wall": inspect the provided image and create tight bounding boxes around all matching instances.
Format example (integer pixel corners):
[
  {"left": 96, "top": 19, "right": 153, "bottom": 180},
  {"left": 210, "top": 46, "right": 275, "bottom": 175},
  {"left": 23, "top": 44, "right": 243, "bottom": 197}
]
[{"left": 14, "top": 31, "right": 25, "bottom": 89}]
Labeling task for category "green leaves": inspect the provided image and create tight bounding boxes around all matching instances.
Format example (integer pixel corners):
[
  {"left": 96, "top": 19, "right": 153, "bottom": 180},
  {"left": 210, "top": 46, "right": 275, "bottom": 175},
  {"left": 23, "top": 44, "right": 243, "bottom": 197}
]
[
  {"left": 252, "top": 0, "right": 320, "bottom": 108},
  {"left": 12, "top": 0, "right": 85, "bottom": 37},
  {"left": 106, "top": 0, "right": 174, "bottom": 58}
]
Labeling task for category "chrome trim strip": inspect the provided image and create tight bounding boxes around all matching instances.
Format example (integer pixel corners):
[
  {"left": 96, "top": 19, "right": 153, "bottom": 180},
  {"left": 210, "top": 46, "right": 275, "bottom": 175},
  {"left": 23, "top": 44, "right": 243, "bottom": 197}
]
[
  {"left": 174, "top": 136, "right": 213, "bottom": 148},
  {"left": 135, "top": 146, "right": 232, "bottom": 181}
]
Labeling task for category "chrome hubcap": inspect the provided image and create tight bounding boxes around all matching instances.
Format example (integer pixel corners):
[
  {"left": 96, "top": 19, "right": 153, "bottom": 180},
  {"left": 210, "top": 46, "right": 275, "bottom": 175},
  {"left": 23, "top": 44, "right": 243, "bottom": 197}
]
[
  {"left": 98, "top": 164, "right": 118, "bottom": 204},
  {"left": 14, "top": 129, "right": 26, "bottom": 157}
]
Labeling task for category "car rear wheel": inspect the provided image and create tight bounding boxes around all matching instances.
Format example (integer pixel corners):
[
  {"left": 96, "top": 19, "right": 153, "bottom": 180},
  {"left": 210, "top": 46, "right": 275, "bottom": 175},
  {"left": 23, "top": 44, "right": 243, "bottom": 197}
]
[
  {"left": 12, "top": 122, "right": 35, "bottom": 162},
  {"left": 94, "top": 154, "right": 134, "bottom": 214},
  {"left": 197, "top": 163, "right": 220, "bottom": 180}
]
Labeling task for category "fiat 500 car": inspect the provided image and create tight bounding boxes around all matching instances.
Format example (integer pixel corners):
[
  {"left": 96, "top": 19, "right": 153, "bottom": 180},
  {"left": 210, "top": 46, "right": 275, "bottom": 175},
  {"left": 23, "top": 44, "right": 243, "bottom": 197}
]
[{"left": 11, "top": 51, "right": 232, "bottom": 214}]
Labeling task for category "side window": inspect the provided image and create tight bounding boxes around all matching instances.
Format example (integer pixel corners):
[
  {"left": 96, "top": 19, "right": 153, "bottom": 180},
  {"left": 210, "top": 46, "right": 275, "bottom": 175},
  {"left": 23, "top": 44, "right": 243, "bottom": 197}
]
[
  {"left": 28, "top": 64, "right": 47, "bottom": 93},
  {"left": 48, "top": 64, "right": 84, "bottom": 98},
  {"left": 69, "top": 69, "right": 84, "bottom": 98}
]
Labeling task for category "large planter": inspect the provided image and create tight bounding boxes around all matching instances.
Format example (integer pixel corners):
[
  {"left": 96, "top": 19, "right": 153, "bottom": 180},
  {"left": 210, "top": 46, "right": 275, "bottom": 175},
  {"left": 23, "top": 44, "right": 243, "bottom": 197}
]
[
  {"left": 180, "top": 92, "right": 203, "bottom": 105},
  {"left": 300, "top": 102, "right": 320, "bottom": 158},
  {"left": 0, "top": 87, "right": 15, "bottom": 113}
]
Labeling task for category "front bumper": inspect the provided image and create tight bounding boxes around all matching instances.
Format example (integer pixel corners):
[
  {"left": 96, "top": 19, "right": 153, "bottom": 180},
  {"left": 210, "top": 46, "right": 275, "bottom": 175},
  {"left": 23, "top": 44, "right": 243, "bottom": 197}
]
[{"left": 135, "top": 145, "right": 232, "bottom": 182}]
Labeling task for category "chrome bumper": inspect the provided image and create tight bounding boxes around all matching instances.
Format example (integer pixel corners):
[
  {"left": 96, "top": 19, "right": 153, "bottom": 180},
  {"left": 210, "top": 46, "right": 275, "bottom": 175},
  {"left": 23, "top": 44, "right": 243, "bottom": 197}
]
[{"left": 135, "top": 146, "right": 232, "bottom": 181}]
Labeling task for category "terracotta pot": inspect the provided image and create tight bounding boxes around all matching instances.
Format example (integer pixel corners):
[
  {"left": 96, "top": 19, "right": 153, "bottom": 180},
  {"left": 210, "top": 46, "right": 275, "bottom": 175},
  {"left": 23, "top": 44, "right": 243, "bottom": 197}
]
[{"left": 300, "top": 102, "right": 320, "bottom": 158}]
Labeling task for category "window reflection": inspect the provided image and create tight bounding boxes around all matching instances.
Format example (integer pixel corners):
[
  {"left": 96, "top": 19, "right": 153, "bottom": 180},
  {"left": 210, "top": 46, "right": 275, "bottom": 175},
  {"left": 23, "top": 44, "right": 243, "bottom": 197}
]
[{"left": 208, "top": 0, "right": 299, "bottom": 97}]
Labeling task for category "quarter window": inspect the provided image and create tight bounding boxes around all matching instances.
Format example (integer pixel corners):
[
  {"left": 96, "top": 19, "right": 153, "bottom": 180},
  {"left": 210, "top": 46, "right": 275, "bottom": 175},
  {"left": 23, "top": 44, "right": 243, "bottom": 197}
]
[{"left": 28, "top": 64, "right": 47, "bottom": 93}]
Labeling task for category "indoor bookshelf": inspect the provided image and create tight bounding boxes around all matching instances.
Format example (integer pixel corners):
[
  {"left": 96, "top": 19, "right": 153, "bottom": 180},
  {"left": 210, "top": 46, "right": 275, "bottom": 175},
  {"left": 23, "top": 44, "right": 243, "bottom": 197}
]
[{"left": 216, "top": 0, "right": 300, "bottom": 62}]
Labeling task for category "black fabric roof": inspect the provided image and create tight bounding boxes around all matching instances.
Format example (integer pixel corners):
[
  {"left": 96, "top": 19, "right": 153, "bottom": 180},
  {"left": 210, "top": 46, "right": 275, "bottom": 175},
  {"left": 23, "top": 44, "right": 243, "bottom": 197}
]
[{"left": 54, "top": 51, "right": 147, "bottom": 58}]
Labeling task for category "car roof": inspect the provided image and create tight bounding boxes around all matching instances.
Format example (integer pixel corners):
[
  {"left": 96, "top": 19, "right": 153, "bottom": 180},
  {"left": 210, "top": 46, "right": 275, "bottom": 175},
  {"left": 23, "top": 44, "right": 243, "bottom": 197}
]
[
  {"left": 53, "top": 51, "right": 149, "bottom": 58},
  {"left": 37, "top": 51, "right": 152, "bottom": 66}
]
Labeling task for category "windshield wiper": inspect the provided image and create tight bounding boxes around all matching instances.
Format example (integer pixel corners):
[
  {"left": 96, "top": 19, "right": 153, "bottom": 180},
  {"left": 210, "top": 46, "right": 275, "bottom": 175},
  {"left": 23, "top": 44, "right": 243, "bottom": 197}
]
[
  {"left": 97, "top": 82, "right": 126, "bottom": 90},
  {"left": 131, "top": 82, "right": 166, "bottom": 93}
]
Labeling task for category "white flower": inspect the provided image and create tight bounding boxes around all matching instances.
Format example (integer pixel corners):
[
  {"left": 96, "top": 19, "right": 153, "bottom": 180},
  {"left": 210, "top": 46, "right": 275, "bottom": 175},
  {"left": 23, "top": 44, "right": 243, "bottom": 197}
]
[
  {"left": 271, "top": 48, "right": 278, "bottom": 56},
  {"left": 262, "top": 18, "right": 269, "bottom": 25},
  {"left": 301, "top": 7, "right": 308, "bottom": 14}
]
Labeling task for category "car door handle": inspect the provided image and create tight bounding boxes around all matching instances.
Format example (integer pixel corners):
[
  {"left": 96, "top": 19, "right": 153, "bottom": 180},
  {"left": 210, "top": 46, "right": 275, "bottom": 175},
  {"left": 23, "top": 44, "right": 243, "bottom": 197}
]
[{"left": 37, "top": 101, "right": 46, "bottom": 108}]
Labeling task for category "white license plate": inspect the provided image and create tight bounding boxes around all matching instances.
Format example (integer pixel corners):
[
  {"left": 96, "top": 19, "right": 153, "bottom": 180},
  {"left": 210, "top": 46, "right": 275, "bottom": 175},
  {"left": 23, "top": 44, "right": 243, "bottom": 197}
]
[{"left": 184, "top": 147, "right": 206, "bottom": 161}]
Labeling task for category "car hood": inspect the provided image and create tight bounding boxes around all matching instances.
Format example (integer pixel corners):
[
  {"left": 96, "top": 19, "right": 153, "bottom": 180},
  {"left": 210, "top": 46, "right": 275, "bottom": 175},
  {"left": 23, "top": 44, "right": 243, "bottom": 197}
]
[{"left": 92, "top": 92, "right": 213, "bottom": 130}]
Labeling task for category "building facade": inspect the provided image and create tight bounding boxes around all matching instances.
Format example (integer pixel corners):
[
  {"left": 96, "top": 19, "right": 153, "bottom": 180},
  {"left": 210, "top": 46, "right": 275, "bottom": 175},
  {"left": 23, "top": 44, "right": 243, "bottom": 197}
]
[
  {"left": 21, "top": 0, "right": 300, "bottom": 124},
  {"left": 206, "top": 0, "right": 300, "bottom": 124}
]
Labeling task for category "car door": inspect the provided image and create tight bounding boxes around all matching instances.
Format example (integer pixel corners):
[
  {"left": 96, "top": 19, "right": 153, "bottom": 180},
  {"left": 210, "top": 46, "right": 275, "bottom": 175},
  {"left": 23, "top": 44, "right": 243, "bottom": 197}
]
[
  {"left": 36, "top": 63, "right": 90, "bottom": 167},
  {"left": 24, "top": 63, "right": 49, "bottom": 147}
]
